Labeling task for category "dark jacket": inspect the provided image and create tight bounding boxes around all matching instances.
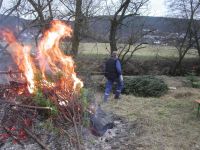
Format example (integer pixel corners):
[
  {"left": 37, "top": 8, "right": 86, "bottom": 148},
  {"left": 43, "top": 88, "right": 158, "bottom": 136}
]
[{"left": 104, "top": 57, "right": 122, "bottom": 81}]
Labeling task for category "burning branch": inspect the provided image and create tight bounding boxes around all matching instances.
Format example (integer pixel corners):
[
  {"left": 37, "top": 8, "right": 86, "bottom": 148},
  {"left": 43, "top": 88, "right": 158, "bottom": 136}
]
[
  {"left": 0, "top": 71, "right": 22, "bottom": 74},
  {"left": 0, "top": 19, "right": 87, "bottom": 149},
  {"left": 0, "top": 20, "right": 83, "bottom": 94}
]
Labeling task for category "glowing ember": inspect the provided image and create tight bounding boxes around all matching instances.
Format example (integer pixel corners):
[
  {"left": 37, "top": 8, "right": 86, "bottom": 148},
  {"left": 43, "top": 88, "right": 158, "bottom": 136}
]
[{"left": 0, "top": 20, "right": 83, "bottom": 95}]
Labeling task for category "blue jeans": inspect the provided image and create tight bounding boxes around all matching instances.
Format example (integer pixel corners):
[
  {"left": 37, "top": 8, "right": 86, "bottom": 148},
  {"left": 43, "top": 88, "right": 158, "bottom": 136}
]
[{"left": 104, "top": 78, "right": 124, "bottom": 102}]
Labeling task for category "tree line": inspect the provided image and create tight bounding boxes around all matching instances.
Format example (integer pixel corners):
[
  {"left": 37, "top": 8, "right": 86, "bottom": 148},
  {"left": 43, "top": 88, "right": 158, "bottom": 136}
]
[{"left": 0, "top": 0, "right": 200, "bottom": 75}]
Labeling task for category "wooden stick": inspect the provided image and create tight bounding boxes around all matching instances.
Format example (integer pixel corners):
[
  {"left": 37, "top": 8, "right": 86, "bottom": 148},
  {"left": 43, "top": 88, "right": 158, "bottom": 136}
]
[
  {"left": 14, "top": 104, "right": 52, "bottom": 110},
  {"left": 0, "top": 71, "right": 22, "bottom": 74},
  {"left": 23, "top": 128, "right": 50, "bottom": 150},
  {"left": 73, "top": 117, "right": 81, "bottom": 150},
  {"left": 60, "top": 128, "right": 77, "bottom": 147},
  {"left": 16, "top": 113, "right": 50, "bottom": 150},
  {"left": 0, "top": 100, "right": 51, "bottom": 110}
]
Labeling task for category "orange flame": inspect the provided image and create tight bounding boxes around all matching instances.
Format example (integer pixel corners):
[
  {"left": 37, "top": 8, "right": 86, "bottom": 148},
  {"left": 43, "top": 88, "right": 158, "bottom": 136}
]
[
  {"left": 1, "top": 29, "right": 35, "bottom": 93},
  {"left": 38, "top": 20, "right": 83, "bottom": 91},
  {"left": 0, "top": 20, "right": 83, "bottom": 94}
]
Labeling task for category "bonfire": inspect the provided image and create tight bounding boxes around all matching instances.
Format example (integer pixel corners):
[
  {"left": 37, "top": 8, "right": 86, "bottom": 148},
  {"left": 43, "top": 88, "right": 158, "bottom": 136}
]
[{"left": 0, "top": 20, "right": 85, "bottom": 149}]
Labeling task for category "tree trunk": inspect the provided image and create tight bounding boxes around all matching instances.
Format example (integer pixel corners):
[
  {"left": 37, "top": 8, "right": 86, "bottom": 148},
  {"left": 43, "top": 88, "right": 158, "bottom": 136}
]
[
  {"left": 173, "top": 57, "right": 183, "bottom": 75},
  {"left": 71, "top": 0, "right": 82, "bottom": 56},
  {"left": 172, "top": 47, "right": 190, "bottom": 75},
  {"left": 27, "top": 0, "right": 45, "bottom": 23},
  {"left": 108, "top": 0, "right": 132, "bottom": 54},
  {"left": 47, "top": 0, "right": 53, "bottom": 20},
  {"left": 109, "top": 19, "right": 118, "bottom": 54},
  {"left": 195, "top": 39, "right": 200, "bottom": 62},
  {"left": 0, "top": 0, "right": 3, "bottom": 9}
]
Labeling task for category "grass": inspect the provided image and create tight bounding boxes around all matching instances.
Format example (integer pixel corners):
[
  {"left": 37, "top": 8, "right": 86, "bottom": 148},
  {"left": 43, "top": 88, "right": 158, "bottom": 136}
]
[
  {"left": 77, "top": 43, "right": 200, "bottom": 149},
  {"left": 94, "top": 76, "right": 200, "bottom": 150},
  {"left": 78, "top": 43, "right": 199, "bottom": 59}
]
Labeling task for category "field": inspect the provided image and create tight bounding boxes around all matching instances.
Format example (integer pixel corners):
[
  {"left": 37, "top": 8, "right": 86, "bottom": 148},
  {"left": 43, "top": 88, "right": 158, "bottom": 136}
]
[
  {"left": 75, "top": 43, "right": 200, "bottom": 76},
  {"left": 78, "top": 43, "right": 200, "bottom": 150},
  {"left": 92, "top": 76, "right": 200, "bottom": 150},
  {"left": 78, "top": 43, "right": 199, "bottom": 59}
]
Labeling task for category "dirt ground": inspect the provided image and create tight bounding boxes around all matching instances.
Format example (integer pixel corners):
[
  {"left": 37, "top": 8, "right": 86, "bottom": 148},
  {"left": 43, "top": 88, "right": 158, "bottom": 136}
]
[{"left": 95, "top": 76, "right": 200, "bottom": 150}]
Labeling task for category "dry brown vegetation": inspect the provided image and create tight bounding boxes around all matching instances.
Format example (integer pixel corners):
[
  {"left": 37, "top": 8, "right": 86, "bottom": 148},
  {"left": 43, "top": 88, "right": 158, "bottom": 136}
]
[{"left": 95, "top": 76, "right": 200, "bottom": 150}]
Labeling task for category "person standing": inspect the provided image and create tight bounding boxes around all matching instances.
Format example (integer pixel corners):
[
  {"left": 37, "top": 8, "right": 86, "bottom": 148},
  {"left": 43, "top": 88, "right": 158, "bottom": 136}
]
[{"left": 103, "top": 51, "right": 124, "bottom": 102}]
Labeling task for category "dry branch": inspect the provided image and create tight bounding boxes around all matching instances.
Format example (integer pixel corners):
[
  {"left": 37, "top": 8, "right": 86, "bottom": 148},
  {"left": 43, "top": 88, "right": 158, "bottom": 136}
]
[
  {"left": 0, "top": 71, "right": 22, "bottom": 74},
  {"left": 0, "top": 100, "right": 51, "bottom": 111},
  {"left": 23, "top": 128, "right": 50, "bottom": 150},
  {"left": 1, "top": 125, "right": 25, "bottom": 148}
]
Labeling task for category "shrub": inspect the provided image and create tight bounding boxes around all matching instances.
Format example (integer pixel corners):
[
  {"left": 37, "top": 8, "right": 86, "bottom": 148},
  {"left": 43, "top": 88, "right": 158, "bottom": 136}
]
[
  {"left": 122, "top": 76, "right": 168, "bottom": 97},
  {"left": 99, "top": 76, "right": 168, "bottom": 97},
  {"left": 80, "top": 88, "right": 90, "bottom": 127},
  {"left": 186, "top": 74, "right": 200, "bottom": 88},
  {"left": 33, "top": 90, "right": 58, "bottom": 116}
]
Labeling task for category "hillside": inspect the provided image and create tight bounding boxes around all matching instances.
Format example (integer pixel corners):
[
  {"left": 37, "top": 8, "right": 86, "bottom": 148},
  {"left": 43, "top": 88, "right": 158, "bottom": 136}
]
[
  {"left": 86, "top": 15, "right": 189, "bottom": 43},
  {"left": 0, "top": 14, "right": 189, "bottom": 43}
]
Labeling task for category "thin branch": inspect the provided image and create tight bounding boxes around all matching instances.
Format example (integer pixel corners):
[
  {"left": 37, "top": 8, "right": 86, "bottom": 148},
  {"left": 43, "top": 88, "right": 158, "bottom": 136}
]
[{"left": 0, "top": 0, "right": 21, "bottom": 24}]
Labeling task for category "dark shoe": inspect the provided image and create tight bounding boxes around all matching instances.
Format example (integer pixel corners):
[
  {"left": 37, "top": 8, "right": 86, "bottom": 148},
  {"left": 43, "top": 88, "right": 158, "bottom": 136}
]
[
  {"left": 114, "top": 94, "right": 121, "bottom": 99},
  {"left": 104, "top": 95, "right": 109, "bottom": 102}
]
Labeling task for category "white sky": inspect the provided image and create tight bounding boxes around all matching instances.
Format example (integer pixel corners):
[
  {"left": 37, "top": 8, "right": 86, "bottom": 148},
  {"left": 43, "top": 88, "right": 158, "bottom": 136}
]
[
  {"left": 149, "top": 0, "right": 167, "bottom": 17},
  {"left": 1, "top": 0, "right": 167, "bottom": 17}
]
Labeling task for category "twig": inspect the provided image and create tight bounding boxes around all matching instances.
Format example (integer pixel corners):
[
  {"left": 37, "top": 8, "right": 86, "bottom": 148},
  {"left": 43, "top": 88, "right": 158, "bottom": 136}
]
[
  {"left": 0, "top": 100, "right": 51, "bottom": 111},
  {"left": 77, "top": 71, "right": 105, "bottom": 75},
  {"left": 10, "top": 110, "right": 49, "bottom": 150},
  {"left": 60, "top": 128, "right": 77, "bottom": 147},
  {"left": 23, "top": 128, "right": 50, "bottom": 150},
  {"left": 61, "top": 111, "right": 73, "bottom": 123},
  {"left": 0, "top": 71, "right": 22, "bottom": 74},
  {"left": 73, "top": 116, "right": 81, "bottom": 150},
  {"left": 14, "top": 104, "right": 52, "bottom": 111},
  {"left": 1, "top": 125, "right": 25, "bottom": 148},
  {"left": 72, "top": 98, "right": 82, "bottom": 150}
]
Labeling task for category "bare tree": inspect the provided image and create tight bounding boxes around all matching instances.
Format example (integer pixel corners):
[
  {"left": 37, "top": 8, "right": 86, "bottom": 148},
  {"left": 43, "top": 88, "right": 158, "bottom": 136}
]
[
  {"left": 71, "top": 0, "right": 82, "bottom": 56},
  {"left": 118, "top": 28, "right": 152, "bottom": 64},
  {"left": 60, "top": 0, "right": 103, "bottom": 56},
  {"left": 107, "top": 0, "right": 149, "bottom": 55},
  {"left": 167, "top": 0, "right": 200, "bottom": 74},
  {"left": 16, "top": 0, "right": 54, "bottom": 45},
  {"left": 0, "top": 0, "right": 57, "bottom": 48},
  {"left": 0, "top": 0, "right": 22, "bottom": 24}
]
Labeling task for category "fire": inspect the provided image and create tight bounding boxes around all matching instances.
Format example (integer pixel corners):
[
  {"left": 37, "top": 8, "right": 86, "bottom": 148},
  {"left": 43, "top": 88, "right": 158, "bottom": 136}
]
[
  {"left": 1, "top": 29, "right": 35, "bottom": 93},
  {"left": 22, "top": 46, "right": 35, "bottom": 93},
  {"left": 38, "top": 20, "right": 83, "bottom": 91},
  {"left": 0, "top": 20, "right": 83, "bottom": 95}
]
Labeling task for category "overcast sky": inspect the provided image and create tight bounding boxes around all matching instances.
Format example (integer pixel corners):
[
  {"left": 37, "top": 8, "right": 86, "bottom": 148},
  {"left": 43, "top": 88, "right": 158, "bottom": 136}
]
[
  {"left": 1, "top": 0, "right": 167, "bottom": 17},
  {"left": 149, "top": 0, "right": 167, "bottom": 16}
]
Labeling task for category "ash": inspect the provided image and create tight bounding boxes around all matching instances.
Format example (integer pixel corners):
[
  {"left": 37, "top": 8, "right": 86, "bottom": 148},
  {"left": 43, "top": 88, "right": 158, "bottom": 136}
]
[
  {"left": 83, "top": 115, "right": 137, "bottom": 150},
  {"left": 0, "top": 101, "right": 137, "bottom": 150}
]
